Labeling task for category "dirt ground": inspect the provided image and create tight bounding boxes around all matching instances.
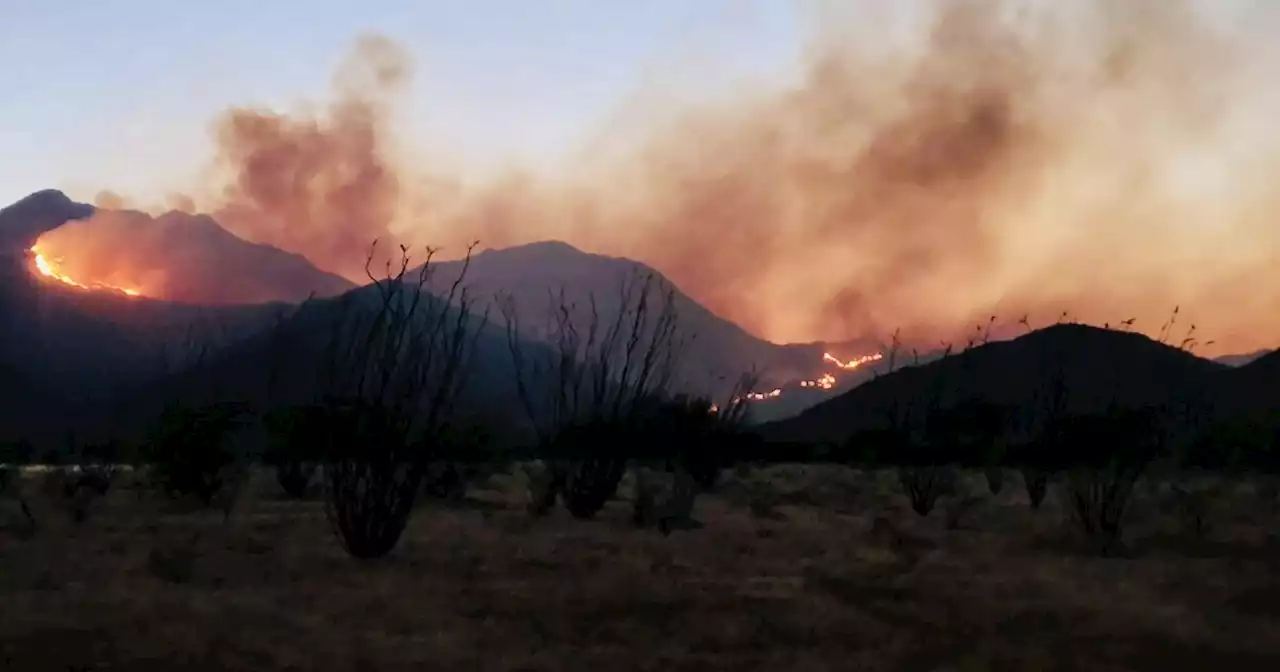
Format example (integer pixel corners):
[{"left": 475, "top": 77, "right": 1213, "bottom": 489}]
[{"left": 3, "top": 465, "right": 1280, "bottom": 671}]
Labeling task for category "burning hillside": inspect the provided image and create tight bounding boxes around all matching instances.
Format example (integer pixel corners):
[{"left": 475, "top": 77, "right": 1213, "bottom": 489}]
[
  {"left": 24, "top": 206, "right": 355, "bottom": 305},
  {"left": 29, "top": 245, "right": 142, "bottom": 297}
]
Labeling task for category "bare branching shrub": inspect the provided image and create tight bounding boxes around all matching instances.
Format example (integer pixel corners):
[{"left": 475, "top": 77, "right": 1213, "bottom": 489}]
[
  {"left": 854, "top": 423, "right": 957, "bottom": 517},
  {"left": 1012, "top": 364, "right": 1073, "bottom": 510},
  {"left": 1061, "top": 408, "right": 1165, "bottom": 556},
  {"left": 899, "top": 463, "right": 959, "bottom": 517},
  {"left": 306, "top": 242, "right": 486, "bottom": 559},
  {"left": 1022, "top": 465, "right": 1051, "bottom": 510},
  {"left": 503, "top": 270, "right": 687, "bottom": 520}
]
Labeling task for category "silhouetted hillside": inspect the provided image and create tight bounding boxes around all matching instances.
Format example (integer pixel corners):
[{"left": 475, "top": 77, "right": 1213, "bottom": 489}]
[
  {"left": 88, "top": 278, "right": 550, "bottom": 448},
  {"left": 761, "top": 324, "right": 1227, "bottom": 445},
  {"left": 1212, "top": 348, "right": 1280, "bottom": 423},
  {"left": 424, "top": 241, "right": 840, "bottom": 398}
]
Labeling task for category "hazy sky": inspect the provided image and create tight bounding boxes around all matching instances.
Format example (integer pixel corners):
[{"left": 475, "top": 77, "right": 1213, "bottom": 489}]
[{"left": 0, "top": 0, "right": 802, "bottom": 207}]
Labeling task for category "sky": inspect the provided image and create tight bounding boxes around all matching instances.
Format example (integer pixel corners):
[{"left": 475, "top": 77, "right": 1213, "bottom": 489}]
[{"left": 0, "top": 0, "right": 802, "bottom": 206}]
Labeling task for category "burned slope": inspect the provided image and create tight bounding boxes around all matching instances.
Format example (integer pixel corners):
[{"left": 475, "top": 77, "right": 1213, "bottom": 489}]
[
  {"left": 760, "top": 324, "right": 1226, "bottom": 445},
  {"left": 34, "top": 209, "right": 355, "bottom": 305}
]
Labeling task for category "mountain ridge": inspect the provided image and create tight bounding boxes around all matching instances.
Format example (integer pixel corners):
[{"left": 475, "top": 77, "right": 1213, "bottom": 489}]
[{"left": 761, "top": 323, "right": 1235, "bottom": 445}]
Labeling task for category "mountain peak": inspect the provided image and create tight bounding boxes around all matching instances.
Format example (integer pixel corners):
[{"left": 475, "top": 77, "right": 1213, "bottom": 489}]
[
  {"left": 475, "top": 240, "right": 586, "bottom": 261},
  {"left": 0, "top": 189, "right": 95, "bottom": 250}
]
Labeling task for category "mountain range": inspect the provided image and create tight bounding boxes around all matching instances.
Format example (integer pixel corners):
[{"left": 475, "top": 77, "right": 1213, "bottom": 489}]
[
  {"left": 2, "top": 189, "right": 1277, "bottom": 454},
  {"left": 0, "top": 190, "right": 872, "bottom": 447}
]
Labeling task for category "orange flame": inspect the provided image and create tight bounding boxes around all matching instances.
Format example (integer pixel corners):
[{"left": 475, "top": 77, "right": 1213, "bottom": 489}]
[
  {"left": 29, "top": 246, "right": 142, "bottom": 297},
  {"left": 736, "top": 350, "right": 883, "bottom": 403},
  {"left": 823, "top": 352, "right": 884, "bottom": 370}
]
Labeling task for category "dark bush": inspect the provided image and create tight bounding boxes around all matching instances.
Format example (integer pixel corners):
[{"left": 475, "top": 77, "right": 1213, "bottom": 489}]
[
  {"left": 1059, "top": 408, "right": 1166, "bottom": 555},
  {"left": 142, "top": 402, "right": 250, "bottom": 506},
  {"left": 262, "top": 405, "right": 324, "bottom": 499}
]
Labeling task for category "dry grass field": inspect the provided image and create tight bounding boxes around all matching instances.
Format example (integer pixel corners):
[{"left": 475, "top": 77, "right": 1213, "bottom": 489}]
[{"left": 4, "top": 465, "right": 1280, "bottom": 671}]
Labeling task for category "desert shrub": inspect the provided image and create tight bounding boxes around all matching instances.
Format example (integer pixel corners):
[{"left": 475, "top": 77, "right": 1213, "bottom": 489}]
[
  {"left": 1006, "top": 443, "right": 1055, "bottom": 509},
  {"left": 628, "top": 393, "right": 755, "bottom": 530},
  {"left": 1168, "top": 427, "right": 1254, "bottom": 540},
  {"left": 1167, "top": 477, "right": 1228, "bottom": 541},
  {"left": 898, "top": 465, "right": 958, "bottom": 517},
  {"left": 929, "top": 400, "right": 1012, "bottom": 499},
  {"left": 502, "top": 270, "right": 694, "bottom": 521},
  {"left": 1023, "top": 467, "right": 1051, "bottom": 509},
  {"left": 261, "top": 405, "right": 324, "bottom": 499},
  {"left": 29, "top": 441, "right": 121, "bottom": 524},
  {"left": 532, "top": 420, "right": 633, "bottom": 519},
  {"left": 421, "top": 422, "right": 501, "bottom": 502},
  {"left": 304, "top": 243, "right": 486, "bottom": 560},
  {"left": 1059, "top": 407, "right": 1166, "bottom": 555},
  {"left": 309, "top": 399, "right": 426, "bottom": 557},
  {"left": 862, "top": 426, "right": 957, "bottom": 517},
  {"left": 142, "top": 401, "right": 251, "bottom": 506},
  {"left": 59, "top": 468, "right": 115, "bottom": 523},
  {"left": 847, "top": 425, "right": 956, "bottom": 516},
  {"left": 0, "top": 443, "right": 36, "bottom": 535}
]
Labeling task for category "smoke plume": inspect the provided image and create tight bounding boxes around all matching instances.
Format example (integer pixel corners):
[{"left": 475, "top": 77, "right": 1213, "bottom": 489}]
[
  {"left": 209, "top": 34, "right": 410, "bottom": 280},
  {"left": 51, "top": 0, "right": 1280, "bottom": 355}
]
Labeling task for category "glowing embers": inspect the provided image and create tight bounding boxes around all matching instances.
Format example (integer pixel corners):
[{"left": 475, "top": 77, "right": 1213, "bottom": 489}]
[{"left": 28, "top": 246, "right": 142, "bottom": 297}]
